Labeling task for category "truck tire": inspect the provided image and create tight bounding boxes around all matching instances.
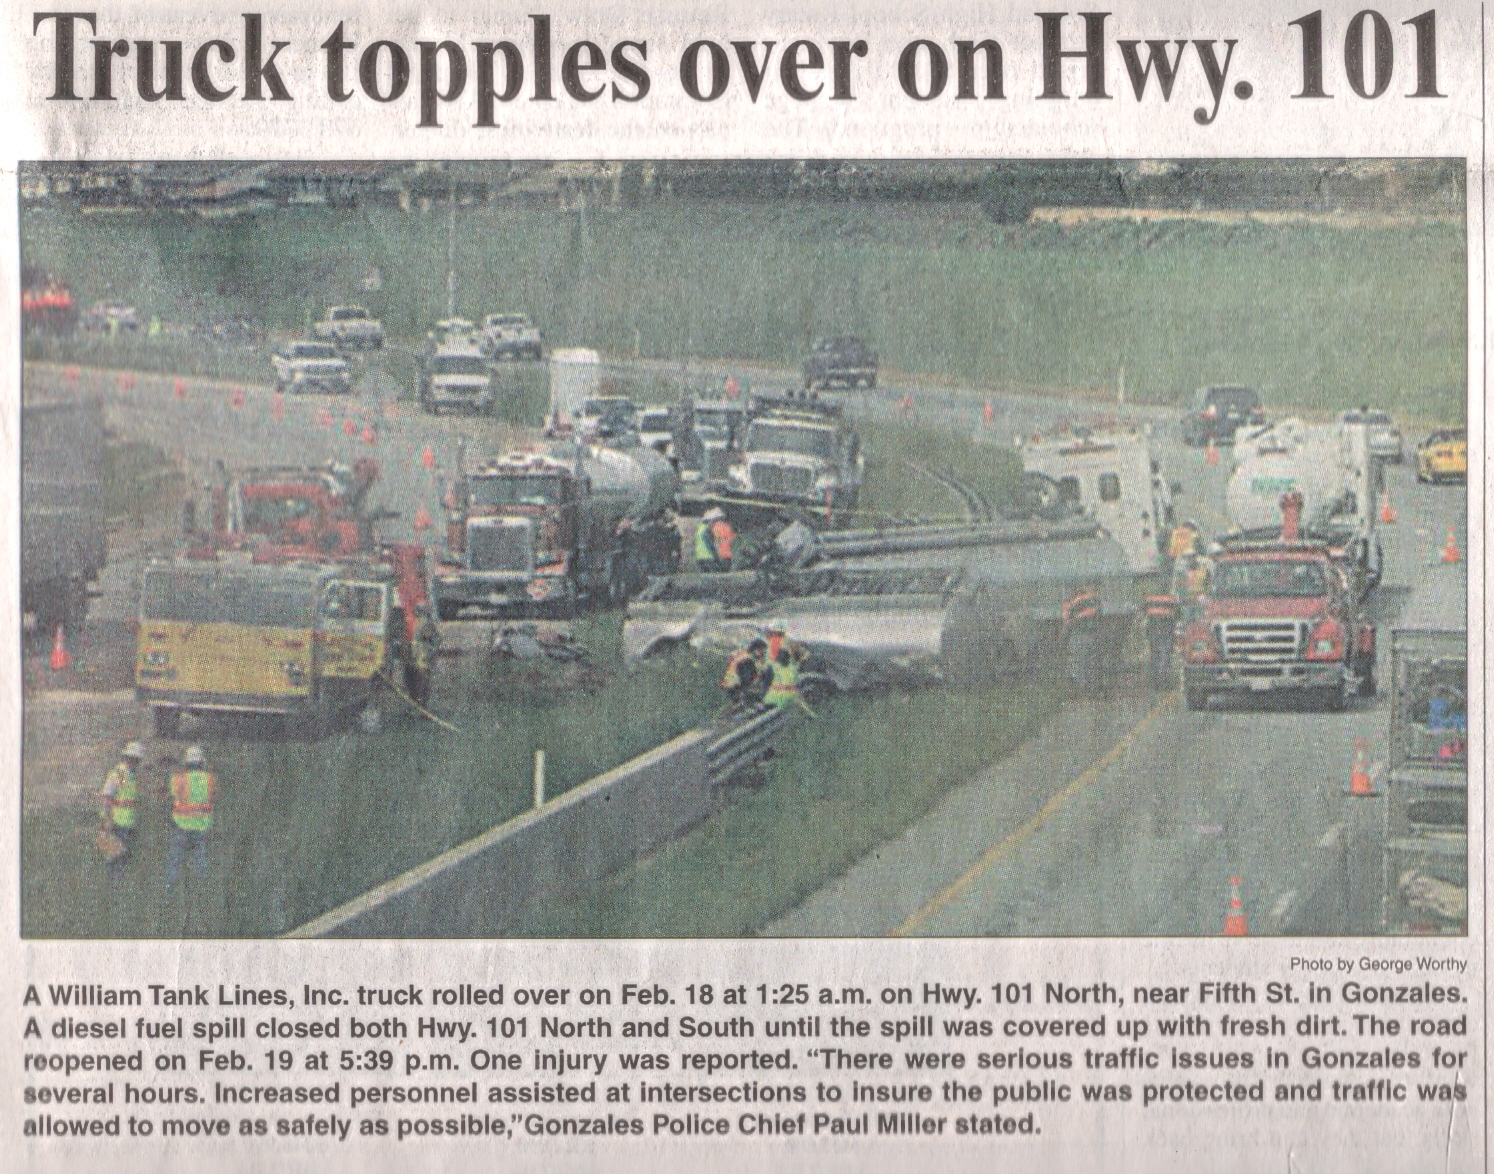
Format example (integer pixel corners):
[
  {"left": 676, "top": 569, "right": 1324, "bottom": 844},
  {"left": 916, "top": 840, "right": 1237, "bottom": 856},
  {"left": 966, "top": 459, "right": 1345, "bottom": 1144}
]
[
  {"left": 1315, "top": 678, "right": 1348, "bottom": 712},
  {"left": 865, "top": 374, "right": 876, "bottom": 389},
  {"left": 1185, "top": 687, "right": 1208, "bottom": 711},
  {"left": 1359, "top": 660, "right": 1377, "bottom": 698}
]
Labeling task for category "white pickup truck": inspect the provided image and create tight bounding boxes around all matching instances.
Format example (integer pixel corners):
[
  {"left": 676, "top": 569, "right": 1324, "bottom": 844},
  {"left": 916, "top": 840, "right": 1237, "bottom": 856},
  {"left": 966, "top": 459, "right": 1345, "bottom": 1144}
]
[
  {"left": 314, "top": 305, "right": 385, "bottom": 349},
  {"left": 271, "top": 340, "right": 353, "bottom": 395},
  {"left": 481, "top": 312, "right": 543, "bottom": 361}
]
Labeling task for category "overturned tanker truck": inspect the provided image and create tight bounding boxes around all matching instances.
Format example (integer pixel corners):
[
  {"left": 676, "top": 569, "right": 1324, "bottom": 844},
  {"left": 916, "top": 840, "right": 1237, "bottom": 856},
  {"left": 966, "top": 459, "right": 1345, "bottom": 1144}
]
[{"left": 624, "top": 511, "right": 1136, "bottom": 694}]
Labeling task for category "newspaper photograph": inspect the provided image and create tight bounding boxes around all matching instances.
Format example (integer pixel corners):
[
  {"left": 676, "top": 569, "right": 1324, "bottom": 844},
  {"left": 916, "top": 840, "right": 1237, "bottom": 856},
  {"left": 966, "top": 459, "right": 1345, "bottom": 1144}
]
[{"left": 2, "top": 2, "right": 1486, "bottom": 1170}]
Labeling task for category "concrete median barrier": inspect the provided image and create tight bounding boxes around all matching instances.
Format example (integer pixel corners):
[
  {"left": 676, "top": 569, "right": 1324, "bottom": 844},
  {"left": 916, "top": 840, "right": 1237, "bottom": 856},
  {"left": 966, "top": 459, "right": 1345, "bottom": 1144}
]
[{"left": 287, "top": 729, "right": 713, "bottom": 938}]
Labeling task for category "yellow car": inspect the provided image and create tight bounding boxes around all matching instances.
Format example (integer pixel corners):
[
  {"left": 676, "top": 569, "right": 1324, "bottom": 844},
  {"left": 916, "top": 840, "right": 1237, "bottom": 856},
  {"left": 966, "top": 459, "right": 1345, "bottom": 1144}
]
[{"left": 1415, "top": 428, "right": 1467, "bottom": 484}]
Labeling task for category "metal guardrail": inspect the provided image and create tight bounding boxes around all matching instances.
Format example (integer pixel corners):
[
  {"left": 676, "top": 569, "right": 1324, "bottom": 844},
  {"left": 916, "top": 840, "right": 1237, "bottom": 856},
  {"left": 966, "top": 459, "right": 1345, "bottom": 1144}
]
[{"left": 706, "top": 704, "right": 792, "bottom": 786}]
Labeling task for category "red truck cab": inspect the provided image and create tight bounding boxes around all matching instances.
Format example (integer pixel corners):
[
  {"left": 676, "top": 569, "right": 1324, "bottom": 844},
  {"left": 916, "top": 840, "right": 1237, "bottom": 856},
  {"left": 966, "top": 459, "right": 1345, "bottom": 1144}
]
[{"left": 1181, "top": 492, "right": 1376, "bottom": 711}]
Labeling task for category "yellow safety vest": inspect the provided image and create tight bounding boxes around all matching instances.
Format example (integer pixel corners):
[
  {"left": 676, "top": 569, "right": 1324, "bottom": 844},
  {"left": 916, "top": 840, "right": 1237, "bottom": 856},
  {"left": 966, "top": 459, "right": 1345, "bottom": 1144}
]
[
  {"left": 170, "top": 770, "right": 215, "bottom": 832},
  {"left": 694, "top": 520, "right": 716, "bottom": 563},
  {"left": 102, "top": 764, "right": 138, "bottom": 829},
  {"left": 764, "top": 658, "right": 799, "bottom": 707}
]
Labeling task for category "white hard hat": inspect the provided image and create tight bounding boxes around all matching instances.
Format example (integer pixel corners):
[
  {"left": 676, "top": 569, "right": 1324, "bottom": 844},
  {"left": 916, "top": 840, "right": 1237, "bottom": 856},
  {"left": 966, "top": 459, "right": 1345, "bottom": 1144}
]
[
  {"left": 184, "top": 745, "right": 206, "bottom": 768},
  {"left": 123, "top": 741, "right": 145, "bottom": 760},
  {"left": 703, "top": 507, "right": 725, "bottom": 521}
]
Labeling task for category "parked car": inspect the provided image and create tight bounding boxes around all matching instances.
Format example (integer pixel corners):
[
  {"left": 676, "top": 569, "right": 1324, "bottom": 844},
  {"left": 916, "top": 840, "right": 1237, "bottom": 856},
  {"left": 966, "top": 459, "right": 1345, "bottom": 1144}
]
[
  {"left": 1339, "top": 407, "right": 1404, "bottom": 464},
  {"left": 804, "top": 336, "right": 878, "bottom": 389},
  {"left": 1179, "top": 385, "right": 1266, "bottom": 446},
  {"left": 1415, "top": 428, "right": 1467, "bottom": 484},
  {"left": 424, "top": 318, "right": 477, "bottom": 355},
  {"left": 482, "top": 313, "right": 543, "bottom": 360},
  {"left": 574, "top": 396, "right": 638, "bottom": 438},
  {"left": 79, "top": 300, "right": 139, "bottom": 334},
  {"left": 314, "top": 305, "right": 384, "bottom": 349}
]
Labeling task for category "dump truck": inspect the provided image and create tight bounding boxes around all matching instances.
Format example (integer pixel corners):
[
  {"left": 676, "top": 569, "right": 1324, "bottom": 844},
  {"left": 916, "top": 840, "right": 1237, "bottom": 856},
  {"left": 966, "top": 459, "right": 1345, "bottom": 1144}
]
[
  {"left": 1382, "top": 564, "right": 1466, "bottom": 935},
  {"left": 434, "top": 440, "right": 681, "bottom": 619},
  {"left": 189, "top": 458, "right": 388, "bottom": 563},
  {"left": 22, "top": 394, "right": 107, "bottom": 635},
  {"left": 136, "top": 545, "right": 434, "bottom": 737}
]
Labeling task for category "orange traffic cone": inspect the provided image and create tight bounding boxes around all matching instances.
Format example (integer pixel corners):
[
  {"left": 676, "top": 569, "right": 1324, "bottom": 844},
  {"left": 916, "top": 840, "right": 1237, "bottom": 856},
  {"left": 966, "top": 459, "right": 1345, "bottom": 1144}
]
[
  {"left": 420, "top": 445, "right": 435, "bottom": 471},
  {"left": 1223, "top": 876, "right": 1248, "bottom": 936},
  {"left": 360, "top": 422, "right": 376, "bottom": 445},
  {"left": 316, "top": 407, "right": 333, "bottom": 429},
  {"left": 1379, "top": 489, "right": 1396, "bottom": 524},
  {"left": 116, "top": 372, "right": 135, "bottom": 392},
  {"left": 1205, "top": 438, "right": 1221, "bottom": 467},
  {"left": 49, "top": 625, "right": 71, "bottom": 672},
  {"left": 173, "top": 376, "right": 186, "bottom": 401},
  {"left": 982, "top": 399, "right": 995, "bottom": 426},
  {"left": 230, "top": 386, "right": 246, "bottom": 410},
  {"left": 1441, "top": 527, "right": 1461, "bottom": 564},
  {"left": 1346, "top": 737, "right": 1378, "bottom": 797},
  {"left": 343, "top": 418, "right": 357, "bottom": 436},
  {"left": 63, "top": 365, "right": 81, "bottom": 384},
  {"left": 414, "top": 505, "right": 433, "bottom": 531}
]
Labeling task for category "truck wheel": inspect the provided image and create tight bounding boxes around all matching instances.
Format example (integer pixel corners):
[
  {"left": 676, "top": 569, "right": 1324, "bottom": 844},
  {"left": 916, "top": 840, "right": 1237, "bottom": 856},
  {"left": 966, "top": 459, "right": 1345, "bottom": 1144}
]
[
  {"left": 1360, "top": 661, "right": 1377, "bottom": 698},
  {"left": 866, "top": 374, "right": 876, "bottom": 389},
  {"left": 1316, "top": 679, "right": 1347, "bottom": 712},
  {"left": 153, "top": 708, "right": 181, "bottom": 738},
  {"left": 1184, "top": 688, "right": 1208, "bottom": 711}
]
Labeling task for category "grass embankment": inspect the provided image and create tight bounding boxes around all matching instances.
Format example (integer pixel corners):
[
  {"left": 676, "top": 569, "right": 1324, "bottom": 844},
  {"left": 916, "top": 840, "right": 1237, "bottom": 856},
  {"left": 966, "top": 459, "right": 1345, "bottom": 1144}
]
[
  {"left": 854, "top": 417, "right": 1023, "bottom": 523},
  {"left": 522, "top": 682, "right": 1053, "bottom": 937},
  {"left": 22, "top": 201, "right": 1465, "bottom": 419},
  {"left": 22, "top": 614, "right": 721, "bottom": 938}
]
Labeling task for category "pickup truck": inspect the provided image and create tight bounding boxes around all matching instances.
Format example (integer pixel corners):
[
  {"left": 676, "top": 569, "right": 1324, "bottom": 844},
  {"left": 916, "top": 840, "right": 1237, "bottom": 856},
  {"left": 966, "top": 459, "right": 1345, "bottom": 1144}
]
[
  {"left": 1180, "top": 385, "right": 1266, "bottom": 447},
  {"left": 482, "top": 312, "right": 543, "bottom": 360},
  {"left": 272, "top": 340, "right": 353, "bottom": 395},
  {"left": 314, "top": 305, "right": 385, "bottom": 349}
]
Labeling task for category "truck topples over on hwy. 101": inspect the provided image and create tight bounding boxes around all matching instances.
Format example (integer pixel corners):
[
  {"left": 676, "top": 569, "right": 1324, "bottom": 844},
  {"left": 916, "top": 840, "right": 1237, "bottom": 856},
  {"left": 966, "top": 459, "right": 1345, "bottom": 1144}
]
[
  {"left": 434, "top": 442, "right": 681, "bottom": 619},
  {"left": 1180, "top": 490, "right": 1377, "bottom": 712},
  {"left": 1017, "top": 427, "right": 1176, "bottom": 578}
]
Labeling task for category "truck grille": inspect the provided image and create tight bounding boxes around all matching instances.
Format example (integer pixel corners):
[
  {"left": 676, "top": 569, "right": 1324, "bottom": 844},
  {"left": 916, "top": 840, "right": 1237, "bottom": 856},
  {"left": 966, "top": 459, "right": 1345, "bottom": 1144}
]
[
  {"left": 751, "top": 462, "right": 815, "bottom": 497},
  {"left": 1220, "top": 619, "right": 1305, "bottom": 662},
  {"left": 467, "top": 521, "right": 531, "bottom": 573}
]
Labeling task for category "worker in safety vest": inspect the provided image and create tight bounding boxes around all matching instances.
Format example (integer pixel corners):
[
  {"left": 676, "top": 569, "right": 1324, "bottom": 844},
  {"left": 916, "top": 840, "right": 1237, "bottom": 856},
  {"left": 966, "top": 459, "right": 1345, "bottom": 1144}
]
[
  {"left": 721, "top": 638, "right": 772, "bottom": 708},
  {"left": 1167, "top": 519, "right": 1200, "bottom": 562},
  {"left": 99, "top": 741, "right": 144, "bottom": 880},
  {"left": 694, "top": 507, "right": 735, "bottom": 572},
  {"left": 166, "top": 745, "right": 215, "bottom": 892},
  {"left": 764, "top": 648, "right": 813, "bottom": 715}
]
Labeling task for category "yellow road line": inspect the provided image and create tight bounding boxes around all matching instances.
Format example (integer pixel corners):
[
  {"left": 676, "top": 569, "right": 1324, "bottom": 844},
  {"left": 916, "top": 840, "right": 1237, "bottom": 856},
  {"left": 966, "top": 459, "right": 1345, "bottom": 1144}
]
[{"left": 891, "top": 693, "right": 1176, "bottom": 937}]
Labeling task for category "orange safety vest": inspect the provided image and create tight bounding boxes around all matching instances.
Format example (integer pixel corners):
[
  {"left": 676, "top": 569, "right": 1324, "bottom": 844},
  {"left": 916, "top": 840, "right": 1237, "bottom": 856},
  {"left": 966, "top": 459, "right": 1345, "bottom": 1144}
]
[
  {"left": 721, "top": 650, "right": 756, "bottom": 691},
  {"left": 170, "top": 769, "right": 215, "bottom": 832},
  {"left": 710, "top": 519, "right": 735, "bottom": 562}
]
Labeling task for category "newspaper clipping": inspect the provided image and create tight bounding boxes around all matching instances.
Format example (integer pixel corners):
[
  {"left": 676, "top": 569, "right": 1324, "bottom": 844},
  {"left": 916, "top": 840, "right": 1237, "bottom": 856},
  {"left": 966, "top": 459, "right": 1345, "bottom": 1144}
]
[{"left": 2, "top": 1, "right": 1486, "bottom": 1169}]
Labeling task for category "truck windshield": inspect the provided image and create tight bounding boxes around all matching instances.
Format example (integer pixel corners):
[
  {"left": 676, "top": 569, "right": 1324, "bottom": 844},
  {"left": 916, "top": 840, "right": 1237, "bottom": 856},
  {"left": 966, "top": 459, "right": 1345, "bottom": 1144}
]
[
  {"left": 640, "top": 411, "right": 671, "bottom": 432},
  {"left": 746, "top": 422, "right": 836, "bottom": 460},
  {"left": 431, "top": 355, "right": 488, "bottom": 376},
  {"left": 290, "top": 343, "right": 336, "bottom": 359},
  {"left": 1204, "top": 387, "right": 1260, "bottom": 412},
  {"left": 696, "top": 409, "right": 739, "bottom": 432},
  {"left": 240, "top": 493, "right": 316, "bottom": 532},
  {"left": 332, "top": 308, "right": 366, "bottom": 321},
  {"left": 1212, "top": 559, "right": 1329, "bottom": 598},
  {"left": 470, "top": 475, "right": 562, "bottom": 507},
  {"left": 141, "top": 570, "right": 317, "bottom": 627}
]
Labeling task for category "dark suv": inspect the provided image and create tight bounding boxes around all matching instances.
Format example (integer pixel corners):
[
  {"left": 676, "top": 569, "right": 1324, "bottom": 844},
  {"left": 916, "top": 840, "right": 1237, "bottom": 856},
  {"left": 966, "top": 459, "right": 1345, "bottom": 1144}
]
[
  {"left": 804, "top": 336, "right": 878, "bottom": 390},
  {"left": 1180, "top": 385, "right": 1266, "bottom": 446}
]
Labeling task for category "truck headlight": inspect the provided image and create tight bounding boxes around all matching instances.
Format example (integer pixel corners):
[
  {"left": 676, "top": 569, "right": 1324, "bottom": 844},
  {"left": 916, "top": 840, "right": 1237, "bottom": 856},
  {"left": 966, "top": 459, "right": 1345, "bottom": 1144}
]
[{"left": 145, "top": 650, "right": 170, "bottom": 667}]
